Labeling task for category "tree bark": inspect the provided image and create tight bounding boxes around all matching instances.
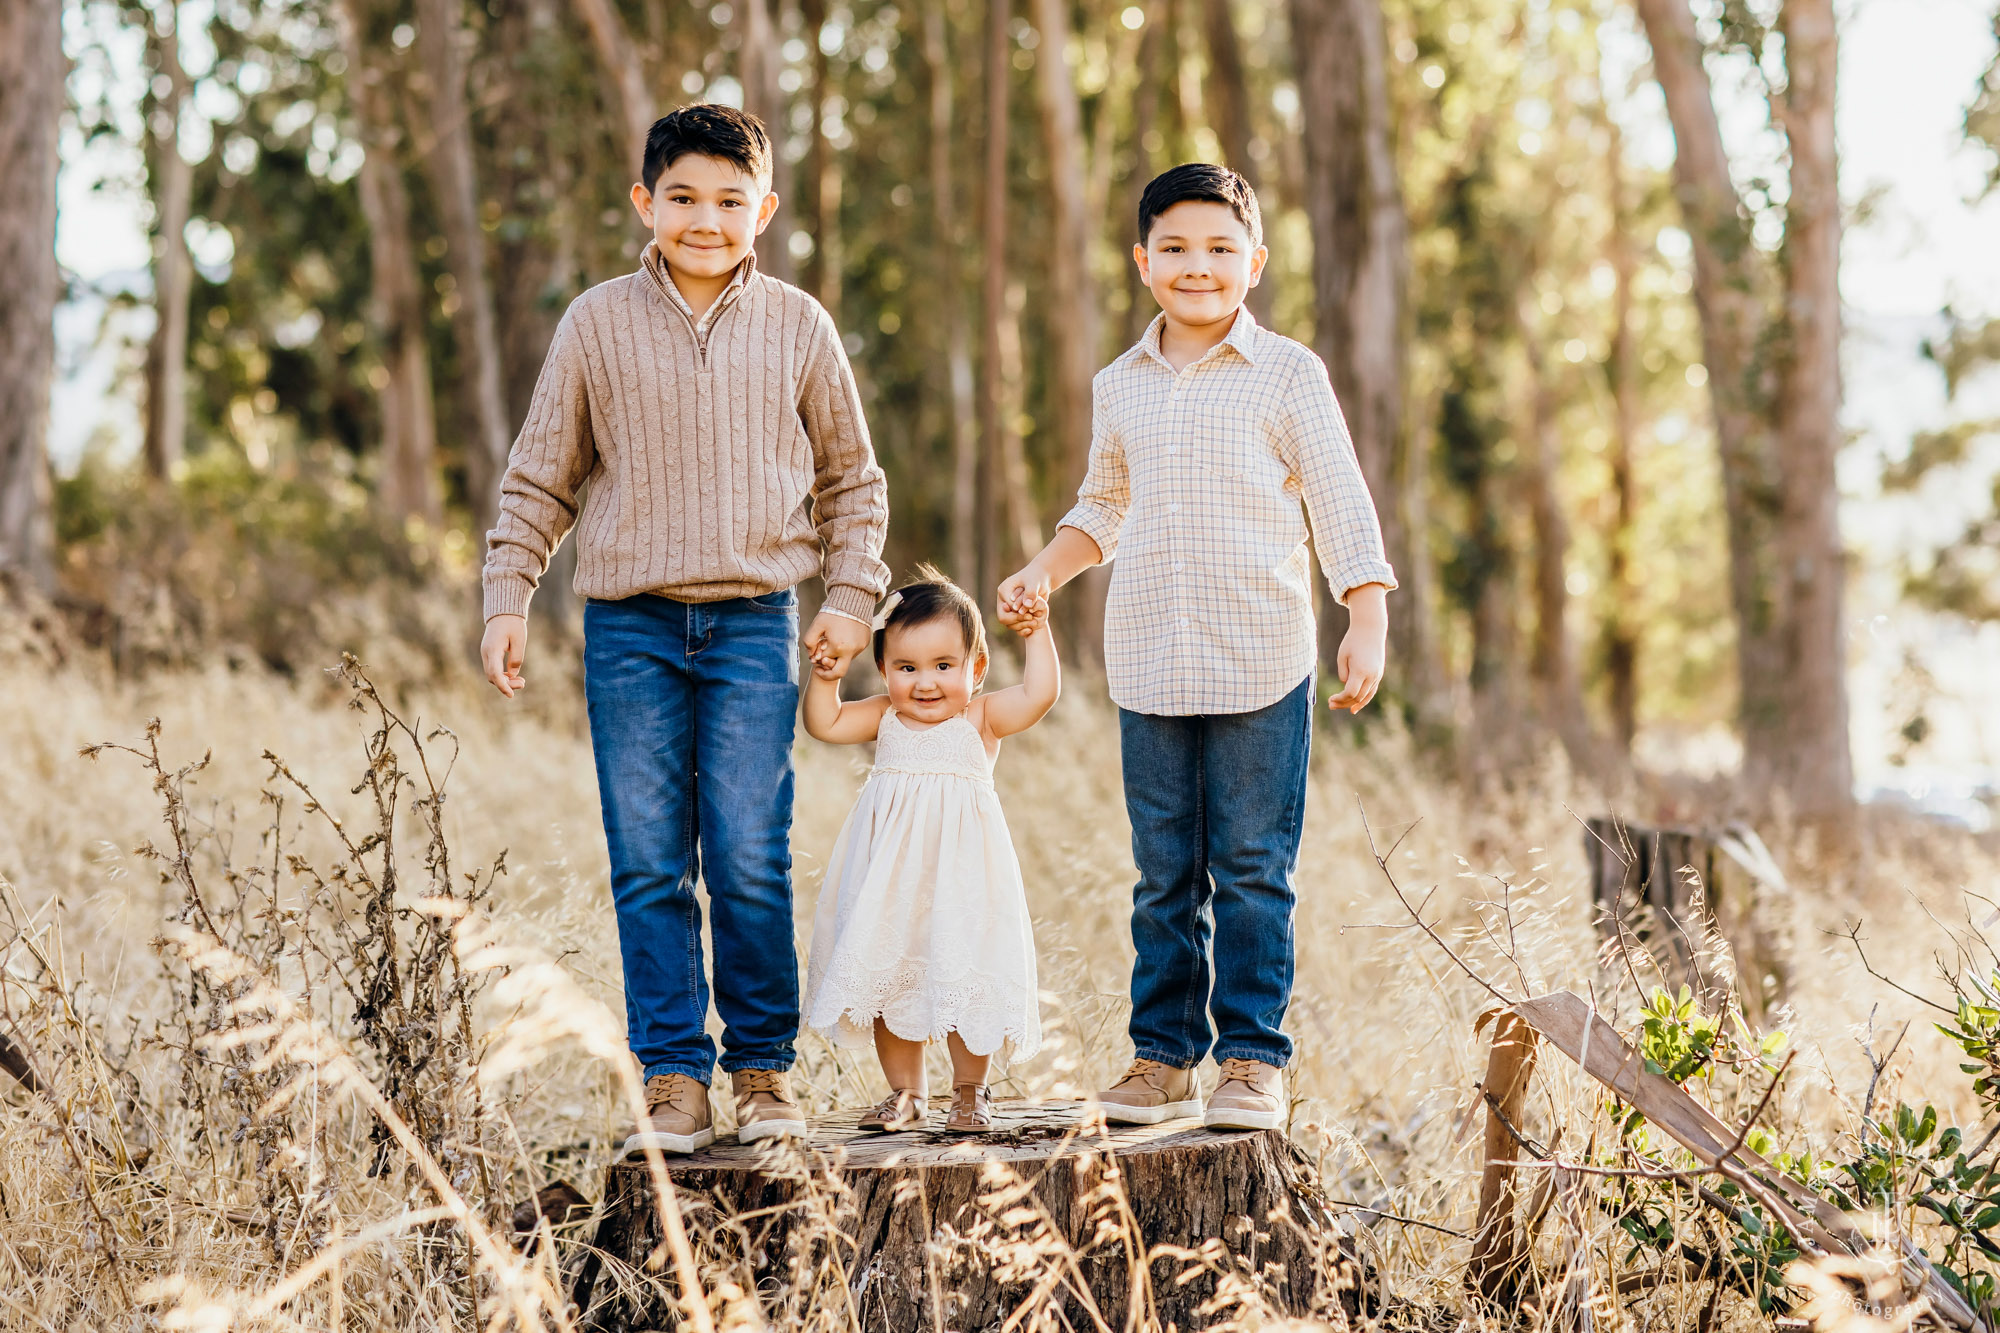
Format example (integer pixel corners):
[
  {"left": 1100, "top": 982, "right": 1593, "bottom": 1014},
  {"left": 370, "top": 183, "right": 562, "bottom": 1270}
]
[
  {"left": 338, "top": 0, "right": 441, "bottom": 524},
  {"left": 1518, "top": 304, "right": 1595, "bottom": 773},
  {"left": 570, "top": 0, "right": 657, "bottom": 177},
  {"left": 1201, "top": 0, "right": 1270, "bottom": 322},
  {"left": 800, "top": 0, "right": 840, "bottom": 318},
  {"left": 1769, "top": 0, "right": 1851, "bottom": 814},
  {"left": 1122, "top": 0, "right": 1168, "bottom": 344},
  {"left": 416, "top": 0, "right": 512, "bottom": 533},
  {"left": 1031, "top": 0, "right": 1106, "bottom": 661},
  {"left": 0, "top": 0, "right": 62, "bottom": 594},
  {"left": 1603, "top": 121, "right": 1641, "bottom": 755},
  {"left": 577, "top": 1102, "right": 1369, "bottom": 1331},
  {"left": 1291, "top": 0, "right": 1440, "bottom": 718},
  {"left": 926, "top": 6, "right": 979, "bottom": 590},
  {"left": 143, "top": 1, "right": 195, "bottom": 482},
  {"left": 977, "top": 0, "right": 1012, "bottom": 609},
  {"left": 1634, "top": 0, "right": 1851, "bottom": 814},
  {"left": 738, "top": 0, "right": 794, "bottom": 283}
]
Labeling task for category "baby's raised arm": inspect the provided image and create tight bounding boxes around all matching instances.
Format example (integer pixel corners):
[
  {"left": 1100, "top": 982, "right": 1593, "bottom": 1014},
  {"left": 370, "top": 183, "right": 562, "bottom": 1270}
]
[
  {"left": 979, "top": 609, "right": 1061, "bottom": 740},
  {"left": 802, "top": 670, "right": 892, "bottom": 745}
]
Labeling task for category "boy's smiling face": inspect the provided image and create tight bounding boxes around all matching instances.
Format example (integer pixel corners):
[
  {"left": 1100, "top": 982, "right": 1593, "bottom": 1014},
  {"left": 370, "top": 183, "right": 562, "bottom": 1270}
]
[
  {"left": 1134, "top": 199, "right": 1269, "bottom": 331},
  {"left": 630, "top": 152, "right": 778, "bottom": 282}
]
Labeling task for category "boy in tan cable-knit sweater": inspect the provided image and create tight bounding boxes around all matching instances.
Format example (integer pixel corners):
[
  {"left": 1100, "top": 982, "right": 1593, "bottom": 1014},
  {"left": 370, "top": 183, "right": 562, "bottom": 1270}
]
[{"left": 478, "top": 104, "right": 889, "bottom": 1157}]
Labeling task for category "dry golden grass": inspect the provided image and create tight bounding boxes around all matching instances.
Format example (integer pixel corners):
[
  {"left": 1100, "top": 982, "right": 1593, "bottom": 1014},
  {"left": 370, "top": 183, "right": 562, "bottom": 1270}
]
[{"left": 2, "top": 640, "right": 1997, "bottom": 1330}]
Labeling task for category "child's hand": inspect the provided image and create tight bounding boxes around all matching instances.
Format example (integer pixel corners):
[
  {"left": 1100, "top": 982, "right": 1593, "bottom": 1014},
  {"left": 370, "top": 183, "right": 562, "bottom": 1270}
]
[
  {"left": 481, "top": 614, "right": 528, "bottom": 697},
  {"left": 1329, "top": 584, "right": 1389, "bottom": 714},
  {"left": 1010, "top": 594, "right": 1050, "bottom": 637},
  {"left": 809, "top": 638, "right": 844, "bottom": 679},
  {"left": 804, "top": 611, "right": 870, "bottom": 679},
  {"left": 997, "top": 561, "right": 1053, "bottom": 632}
]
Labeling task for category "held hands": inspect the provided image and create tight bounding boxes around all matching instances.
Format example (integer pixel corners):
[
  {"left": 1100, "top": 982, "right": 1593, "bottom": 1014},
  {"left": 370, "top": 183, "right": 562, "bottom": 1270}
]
[
  {"left": 1329, "top": 583, "right": 1389, "bottom": 715},
  {"left": 481, "top": 614, "right": 528, "bottom": 697},
  {"left": 804, "top": 610, "right": 871, "bottom": 681},
  {"left": 996, "top": 562, "right": 1052, "bottom": 635}
]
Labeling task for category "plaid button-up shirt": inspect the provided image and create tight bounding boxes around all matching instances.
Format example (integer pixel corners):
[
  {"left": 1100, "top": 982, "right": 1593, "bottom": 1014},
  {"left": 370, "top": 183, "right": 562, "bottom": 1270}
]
[{"left": 1058, "top": 309, "right": 1397, "bottom": 717}]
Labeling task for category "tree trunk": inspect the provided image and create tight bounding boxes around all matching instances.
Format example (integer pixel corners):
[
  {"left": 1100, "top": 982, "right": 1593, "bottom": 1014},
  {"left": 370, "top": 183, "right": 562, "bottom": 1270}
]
[
  {"left": 1632, "top": 0, "right": 1789, "bottom": 798},
  {"left": 1603, "top": 121, "right": 1640, "bottom": 755},
  {"left": 143, "top": 2, "right": 195, "bottom": 482},
  {"left": 1770, "top": 0, "right": 1851, "bottom": 815},
  {"left": 1031, "top": 0, "right": 1106, "bottom": 662},
  {"left": 1122, "top": 0, "right": 1168, "bottom": 344},
  {"left": 1635, "top": 0, "right": 1851, "bottom": 815},
  {"left": 738, "top": 0, "right": 794, "bottom": 283},
  {"left": 801, "top": 0, "right": 841, "bottom": 318},
  {"left": 0, "top": 0, "right": 60, "bottom": 595},
  {"left": 926, "top": 6, "right": 979, "bottom": 590},
  {"left": 570, "top": 0, "right": 657, "bottom": 176},
  {"left": 977, "top": 0, "right": 1012, "bottom": 610},
  {"left": 576, "top": 1102, "right": 1369, "bottom": 1331},
  {"left": 1291, "top": 0, "right": 1440, "bottom": 720},
  {"left": 338, "top": 0, "right": 440, "bottom": 524},
  {"left": 416, "top": 0, "right": 512, "bottom": 534},
  {"left": 1519, "top": 305, "right": 1595, "bottom": 774},
  {"left": 1201, "top": 0, "right": 1271, "bottom": 322}
]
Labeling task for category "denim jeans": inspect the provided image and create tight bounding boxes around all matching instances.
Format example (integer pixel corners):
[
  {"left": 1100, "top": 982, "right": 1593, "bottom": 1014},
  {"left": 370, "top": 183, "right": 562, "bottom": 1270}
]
[
  {"left": 584, "top": 590, "right": 801, "bottom": 1083},
  {"left": 1118, "top": 675, "right": 1312, "bottom": 1070}
]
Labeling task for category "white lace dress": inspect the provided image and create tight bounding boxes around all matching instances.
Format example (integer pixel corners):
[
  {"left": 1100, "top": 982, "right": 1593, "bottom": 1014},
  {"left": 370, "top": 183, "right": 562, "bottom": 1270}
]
[{"left": 803, "top": 709, "right": 1041, "bottom": 1059}]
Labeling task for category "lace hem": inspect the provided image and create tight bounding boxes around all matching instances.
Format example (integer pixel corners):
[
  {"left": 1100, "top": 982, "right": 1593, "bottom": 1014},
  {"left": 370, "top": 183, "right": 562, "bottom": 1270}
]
[{"left": 805, "top": 959, "right": 1041, "bottom": 1060}]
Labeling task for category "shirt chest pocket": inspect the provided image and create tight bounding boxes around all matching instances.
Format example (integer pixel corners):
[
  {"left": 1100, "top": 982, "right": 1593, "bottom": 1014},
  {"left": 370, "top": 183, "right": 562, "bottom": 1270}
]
[{"left": 1191, "top": 424, "right": 1268, "bottom": 481}]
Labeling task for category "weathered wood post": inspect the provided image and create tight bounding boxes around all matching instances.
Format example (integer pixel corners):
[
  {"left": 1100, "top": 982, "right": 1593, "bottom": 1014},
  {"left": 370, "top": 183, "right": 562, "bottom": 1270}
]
[
  {"left": 1583, "top": 818, "right": 1790, "bottom": 1018},
  {"left": 1468, "top": 1010, "right": 1540, "bottom": 1304},
  {"left": 574, "top": 1100, "right": 1370, "bottom": 1331}
]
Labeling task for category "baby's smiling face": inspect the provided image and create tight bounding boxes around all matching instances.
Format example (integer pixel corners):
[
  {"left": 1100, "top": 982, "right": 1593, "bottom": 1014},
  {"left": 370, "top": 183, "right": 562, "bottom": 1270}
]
[{"left": 880, "top": 617, "right": 986, "bottom": 725}]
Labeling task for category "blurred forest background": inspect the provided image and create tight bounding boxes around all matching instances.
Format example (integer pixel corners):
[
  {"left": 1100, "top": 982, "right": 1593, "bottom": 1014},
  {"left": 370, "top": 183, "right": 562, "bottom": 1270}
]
[{"left": 2, "top": 0, "right": 1999, "bottom": 818}]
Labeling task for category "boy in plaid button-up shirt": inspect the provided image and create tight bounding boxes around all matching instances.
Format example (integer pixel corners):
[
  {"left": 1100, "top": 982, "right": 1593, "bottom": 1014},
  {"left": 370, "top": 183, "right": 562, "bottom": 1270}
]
[{"left": 1000, "top": 164, "right": 1395, "bottom": 1132}]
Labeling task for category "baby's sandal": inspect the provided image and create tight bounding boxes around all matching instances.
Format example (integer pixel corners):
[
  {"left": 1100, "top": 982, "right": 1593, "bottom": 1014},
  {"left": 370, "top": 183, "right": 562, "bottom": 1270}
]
[
  {"left": 858, "top": 1088, "right": 928, "bottom": 1132},
  {"left": 945, "top": 1082, "right": 993, "bottom": 1134}
]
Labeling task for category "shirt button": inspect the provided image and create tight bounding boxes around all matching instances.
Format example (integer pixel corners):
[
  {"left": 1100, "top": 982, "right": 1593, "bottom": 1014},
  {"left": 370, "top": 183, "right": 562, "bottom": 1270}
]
[
  {"left": 1178, "top": 617, "right": 1190, "bottom": 628},
  {"left": 1170, "top": 503, "right": 1181, "bottom": 513},
  {"left": 1174, "top": 562, "right": 1185, "bottom": 573}
]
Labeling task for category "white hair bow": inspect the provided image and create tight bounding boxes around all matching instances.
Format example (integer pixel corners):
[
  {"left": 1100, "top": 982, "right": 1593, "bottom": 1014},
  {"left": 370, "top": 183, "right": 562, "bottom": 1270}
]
[{"left": 870, "top": 590, "right": 904, "bottom": 632}]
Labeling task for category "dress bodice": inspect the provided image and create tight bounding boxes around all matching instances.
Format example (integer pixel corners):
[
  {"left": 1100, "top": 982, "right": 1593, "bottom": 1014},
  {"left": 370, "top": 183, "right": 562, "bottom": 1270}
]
[{"left": 870, "top": 710, "right": 993, "bottom": 783}]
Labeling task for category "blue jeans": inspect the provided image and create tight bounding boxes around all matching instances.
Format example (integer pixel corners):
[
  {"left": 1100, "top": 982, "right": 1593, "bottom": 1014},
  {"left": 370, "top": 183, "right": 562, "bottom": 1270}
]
[
  {"left": 1118, "top": 675, "right": 1312, "bottom": 1069},
  {"left": 584, "top": 590, "right": 801, "bottom": 1083}
]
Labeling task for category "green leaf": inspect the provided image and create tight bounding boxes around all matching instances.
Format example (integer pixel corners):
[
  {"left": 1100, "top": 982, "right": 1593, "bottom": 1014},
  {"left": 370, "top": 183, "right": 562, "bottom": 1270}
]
[{"left": 1761, "top": 1030, "right": 1790, "bottom": 1055}]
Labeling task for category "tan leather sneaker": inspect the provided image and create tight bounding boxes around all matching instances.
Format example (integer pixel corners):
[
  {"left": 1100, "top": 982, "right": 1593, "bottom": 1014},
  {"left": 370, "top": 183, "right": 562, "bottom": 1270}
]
[
  {"left": 1203, "top": 1057, "right": 1285, "bottom": 1131},
  {"left": 732, "top": 1068, "right": 808, "bottom": 1143},
  {"left": 621, "top": 1073, "right": 715, "bottom": 1156},
  {"left": 1092, "top": 1058, "right": 1202, "bottom": 1125}
]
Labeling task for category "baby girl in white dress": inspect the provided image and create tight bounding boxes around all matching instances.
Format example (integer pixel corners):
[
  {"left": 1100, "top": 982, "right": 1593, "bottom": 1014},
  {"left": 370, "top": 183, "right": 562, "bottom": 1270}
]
[{"left": 801, "top": 567, "right": 1058, "bottom": 1134}]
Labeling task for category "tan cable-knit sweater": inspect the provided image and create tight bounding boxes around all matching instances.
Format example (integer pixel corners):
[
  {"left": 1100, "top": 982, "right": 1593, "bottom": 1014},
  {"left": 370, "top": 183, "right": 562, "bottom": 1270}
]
[{"left": 482, "top": 245, "right": 890, "bottom": 623}]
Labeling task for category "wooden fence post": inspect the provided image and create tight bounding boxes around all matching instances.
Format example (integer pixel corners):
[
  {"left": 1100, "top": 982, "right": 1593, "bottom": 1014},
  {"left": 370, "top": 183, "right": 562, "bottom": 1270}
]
[{"left": 1468, "top": 1010, "right": 1540, "bottom": 1304}]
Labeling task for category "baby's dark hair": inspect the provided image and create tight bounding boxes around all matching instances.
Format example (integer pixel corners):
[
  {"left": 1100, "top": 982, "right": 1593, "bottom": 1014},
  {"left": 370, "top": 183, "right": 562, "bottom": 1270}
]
[
  {"left": 1137, "top": 161, "right": 1263, "bottom": 250},
  {"left": 642, "top": 103, "right": 773, "bottom": 193},
  {"left": 872, "top": 565, "right": 988, "bottom": 671}
]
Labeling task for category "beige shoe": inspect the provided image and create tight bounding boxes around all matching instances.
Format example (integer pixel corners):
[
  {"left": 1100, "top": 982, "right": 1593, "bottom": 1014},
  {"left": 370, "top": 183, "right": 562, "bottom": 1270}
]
[
  {"left": 621, "top": 1073, "right": 715, "bottom": 1156},
  {"left": 732, "top": 1068, "right": 808, "bottom": 1143},
  {"left": 945, "top": 1083, "right": 993, "bottom": 1134},
  {"left": 857, "top": 1088, "right": 929, "bottom": 1132},
  {"left": 1203, "top": 1057, "right": 1285, "bottom": 1131},
  {"left": 1093, "top": 1058, "right": 1202, "bottom": 1125}
]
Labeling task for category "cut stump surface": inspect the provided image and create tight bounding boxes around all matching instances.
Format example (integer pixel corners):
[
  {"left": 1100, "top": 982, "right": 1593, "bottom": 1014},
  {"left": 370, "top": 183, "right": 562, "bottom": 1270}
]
[{"left": 577, "top": 1099, "right": 1366, "bottom": 1330}]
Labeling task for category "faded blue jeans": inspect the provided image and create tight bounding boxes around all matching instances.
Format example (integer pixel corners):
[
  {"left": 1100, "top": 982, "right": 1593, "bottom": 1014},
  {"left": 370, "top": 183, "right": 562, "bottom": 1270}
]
[
  {"left": 1118, "top": 675, "right": 1313, "bottom": 1070},
  {"left": 584, "top": 590, "right": 801, "bottom": 1083}
]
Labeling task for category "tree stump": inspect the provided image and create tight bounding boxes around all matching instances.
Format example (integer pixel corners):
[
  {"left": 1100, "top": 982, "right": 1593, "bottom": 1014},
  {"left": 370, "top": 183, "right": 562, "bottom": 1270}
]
[
  {"left": 575, "top": 1100, "right": 1369, "bottom": 1331},
  {"left": 1583, "top": 818, "right": 1791, "bottom": 1017}
]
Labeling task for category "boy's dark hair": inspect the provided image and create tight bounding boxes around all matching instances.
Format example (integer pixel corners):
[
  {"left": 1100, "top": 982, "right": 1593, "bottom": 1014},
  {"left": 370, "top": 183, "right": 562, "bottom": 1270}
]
[
  {"left": 872, "top": 564, "right": 988, "bottom": 673},
  {"left": 1137, "top": 162, "right": 1263, "bottom": 250},
  {"left": 642, "top": 103, "right": 773, "bottom": 193}
]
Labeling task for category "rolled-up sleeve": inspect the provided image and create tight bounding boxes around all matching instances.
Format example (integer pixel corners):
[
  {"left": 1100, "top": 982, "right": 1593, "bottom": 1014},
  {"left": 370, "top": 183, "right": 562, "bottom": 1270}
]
[
  {"left": 1280, "top": 355, "right": 1398, "bottom": 603},
  {"left": 1056, "top": 373, "right": 1129, "bottom": 562}
]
